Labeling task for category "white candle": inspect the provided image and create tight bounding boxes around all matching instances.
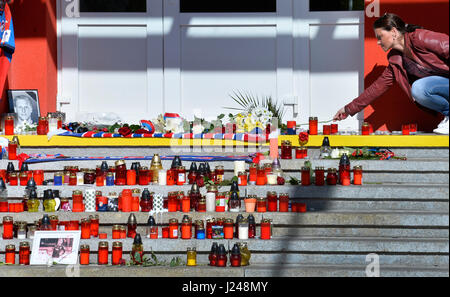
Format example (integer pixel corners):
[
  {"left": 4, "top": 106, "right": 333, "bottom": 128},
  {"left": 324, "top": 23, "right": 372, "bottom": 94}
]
[
  {"left": 206, "top": 192, "right": 216, "bottom": 212},
  {"left": 234, "top": 161, "right": 246, "bottom": 177},
  {"left": 238, "top": 226, "right": 249, "bottom": 240},
  {"left": 267, "top": 174, "right": 278, "bottom": 185},
  {"left": 158, "top": 170, "right": 167, "bottom": 186}
]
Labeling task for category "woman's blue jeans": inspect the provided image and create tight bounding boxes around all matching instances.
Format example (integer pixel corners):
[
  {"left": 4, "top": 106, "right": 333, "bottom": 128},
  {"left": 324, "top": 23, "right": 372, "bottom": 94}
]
[{"left": 411, "top": 76, "right": 449, "bottom": 116}]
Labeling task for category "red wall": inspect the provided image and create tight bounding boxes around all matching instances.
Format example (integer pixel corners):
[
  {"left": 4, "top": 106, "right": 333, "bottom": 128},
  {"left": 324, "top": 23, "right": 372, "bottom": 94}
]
[
  {"left": 1, "top": 0, "right": 448, "bottom": 131},
  {"left": 363, "top": 0, "right": 449, "bottom": 132},
  {"left": 1, "top": 0, "right": 57, "bottom": 117}
]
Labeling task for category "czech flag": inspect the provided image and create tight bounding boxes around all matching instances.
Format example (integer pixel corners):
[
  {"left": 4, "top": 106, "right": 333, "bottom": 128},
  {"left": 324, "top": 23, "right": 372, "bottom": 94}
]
[{"left": 0, "top": 2, "right": 14, "bottom": 96}]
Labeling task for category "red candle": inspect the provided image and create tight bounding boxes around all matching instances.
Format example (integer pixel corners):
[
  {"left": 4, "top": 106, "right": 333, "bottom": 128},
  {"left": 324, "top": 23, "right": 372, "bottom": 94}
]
[
  {"left": 181, "top": 195, "right": 190, "bottom": 213},
  {"left": 297, "top": 203, "right": 307, "bottom": 213},
  {"left": 409, "top": 123, "right": 418, "bottom": 134},
  {"left": 177, "top": 166, "right": 186, "bottom": 186},
  {"left": 327, "top": 168, "right": 338, "bottom": 185},
  {"left": 169, "top": 219, "right": 178, "bottom": 239},
  {"left": 80, "top": 219, "right": 91, "bottom": 239},
  {"left": 230, "top": 253, "right": 241, "bottom": 267},
  {"left": 267, "top": 191, "right": 278, "bottom": 212},
  {"left": 79, "top": 245, "right": 90, "bottom": 265},
  {"left": 256, "top": 166, "right": 266, "bottom": 186},
  {"left": 248, "top": 164, "right": 257, "bottom": 184},
  {"left": 353, "top": 166, "right": 363, "bottom": 185},
  {"left": 112, "top": 225, "right": 121, "bottom": 239},
  {"left": 361, "top": 122, "right": 371, "bottom": 135},
  {"left": 112, "top": 242, "right": 123, "bottom": 265},
  {"left": 323, "top": 125, "right": 331, "bottom": 135},
  {"left": 279, "top": 193, "right": 289, "bottom": 212},
  {"left": 402, "top": 124, "right": 410, "bottom": 135},
  {"left": 181, "top": 221, "right": 192, "bottom": 240},
  {"left": 19, "top": 242, "right": 30, "bottom": 265},
  {"left": 90, "top": 215, "right": 99, "bottom": 237},
  {"left": 256, "top": 197, "right": 267, "bottom": 213},
  {"left": 97, "top": 242, "right": 109, "bottom": 265},
  {"left": 4, "top": 116, "right": 14, "bottom": 135},
  {"left": 37, "top": 117, "right": 48, "bottom": 135},
  {"left": 162, "top": 227, "right": 169, "bottom": 238},
  {"left": 260, "top": 219, "right": 271, "bottom": 240},
  {"left": 301, "top": 167, "right": 311, "bottom": 186},
  {"left": 309, "top": 117, "right": 318, "bottom": 135},
  {"left": 2, "top": 216, "right": 14, "bottom": 239},
  {"left": 138, "top": 167, "right": 150, "bottom": 186},
  {"left": 5, "top": 244, "right": 15, "bottom": 264},
  {"left": 9, "top": 173, "right": 18, "bottom": 186},
  {"left": 8, "top": 141, "right": 18, "bottom": 160},
  {"left": 280, "top": 140, "right": 293, "bottom": 159},
  {"left": 315, "top": 167, "right": 325, "bottom": 186},
  {"left": 224, "top": 219, "right": 234, "bottom": 239},
  {"left": 238, "top": 172, "right": 248, "bottom": 186},
  {"left": 126, "top": 170, "right": 136, "bottom": 185},
  {"left": 331, "top": 123, "right": 338, "bottom": 134}
]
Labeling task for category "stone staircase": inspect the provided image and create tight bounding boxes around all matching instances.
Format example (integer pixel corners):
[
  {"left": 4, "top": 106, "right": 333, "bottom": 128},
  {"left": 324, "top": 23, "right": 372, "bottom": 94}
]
[{"left": 0, "top": 144, "right": 448, "bottom": 277}]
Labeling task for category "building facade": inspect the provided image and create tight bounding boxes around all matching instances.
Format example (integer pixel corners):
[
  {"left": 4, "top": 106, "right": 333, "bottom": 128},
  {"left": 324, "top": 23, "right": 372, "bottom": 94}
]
[{"left": 2, "top": 0, "right": 449, "bottom": 132}]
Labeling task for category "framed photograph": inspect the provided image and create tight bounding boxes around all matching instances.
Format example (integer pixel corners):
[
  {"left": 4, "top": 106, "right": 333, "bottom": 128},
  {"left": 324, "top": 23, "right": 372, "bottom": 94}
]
[
  {"left": 7, "top": 89, "right": 40, "bottom": 126},
  {"left": 30, "top": 231, "right": 81, "bottom": 265}
]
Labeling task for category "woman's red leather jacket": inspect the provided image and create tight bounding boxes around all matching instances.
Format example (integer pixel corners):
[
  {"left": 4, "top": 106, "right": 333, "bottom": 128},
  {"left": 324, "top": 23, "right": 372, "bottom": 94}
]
[{"left": 345, "top": 29, "right": 449, "bottom": 116}]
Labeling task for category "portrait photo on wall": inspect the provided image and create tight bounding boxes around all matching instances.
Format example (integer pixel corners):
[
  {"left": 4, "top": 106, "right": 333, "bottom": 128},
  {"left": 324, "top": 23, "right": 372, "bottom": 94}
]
[{"left": 7, "top": 89, "right": 40, "bottom": 126}]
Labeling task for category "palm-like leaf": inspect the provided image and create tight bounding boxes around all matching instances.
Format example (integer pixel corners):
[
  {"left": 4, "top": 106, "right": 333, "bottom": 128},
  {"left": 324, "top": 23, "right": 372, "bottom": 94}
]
[{"left": 225, "top": 91, "right": 285, "bottom": 126}]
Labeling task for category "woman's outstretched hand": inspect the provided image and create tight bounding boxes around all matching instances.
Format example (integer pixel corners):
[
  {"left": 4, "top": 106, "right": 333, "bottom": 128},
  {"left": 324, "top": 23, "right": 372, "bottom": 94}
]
[{"left": 333, "top": 107, "right": 349, "bottom": 121}]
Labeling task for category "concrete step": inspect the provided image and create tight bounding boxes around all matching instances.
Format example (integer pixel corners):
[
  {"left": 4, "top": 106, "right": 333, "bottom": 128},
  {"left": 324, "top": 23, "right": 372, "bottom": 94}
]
[
  {"left": 19, "top": 147, "right": 450, "bottom": 160},
  {"left": 1, "top": 249, "right": 448, "bottom": 268},
  {"left": 2, "top": 236, "right": 447, "bottom": 253},
  {"left": 4, "top": 184, "right": 450, "bottom": 199},
  {"left": 2, "top": 210, "right": 448, "bottom": 227},
  {"left": 0, "top": 263, "right": 447, "bottom": 277},
  {"left": 3, "top": 158, "right": 449, "bottom": 172}
]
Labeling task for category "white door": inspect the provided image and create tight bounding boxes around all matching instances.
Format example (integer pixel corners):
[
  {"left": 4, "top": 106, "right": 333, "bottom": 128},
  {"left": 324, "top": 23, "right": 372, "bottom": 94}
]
[
  {"left": 163, "top": 0, "right": 294, "bottom": 122},
  {"left": 57, "top": 0, "right": 164, "bottom": 124},
  {"left": 294, "top": 1, "right": 365, "bottom": 131}
]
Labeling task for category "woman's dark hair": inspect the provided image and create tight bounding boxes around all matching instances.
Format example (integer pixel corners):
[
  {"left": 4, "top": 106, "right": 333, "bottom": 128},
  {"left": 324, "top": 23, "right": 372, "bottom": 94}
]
[{"left": 373, "top": 13, "right": 423, "bottom": 33}]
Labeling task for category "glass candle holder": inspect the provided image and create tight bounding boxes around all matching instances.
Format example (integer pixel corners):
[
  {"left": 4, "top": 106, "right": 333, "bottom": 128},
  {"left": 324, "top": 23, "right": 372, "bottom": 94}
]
[
  {"left": 361, "top": 122, "right": 371, "bottom": 135},
  {"left": 315, "top": 167, "right": 325, "bottom": 186},
  {"left": 323, "top": 125, "right": 331, "bottom": 135},
  {"left": 177, "top": 166, "right": 186, "bottom": 186},
  {"left": 8, "top": 140, "right": 18, "bottom": 160},
  {"left": 4, "top": 115, "right": 15, "bottom": 135},
  {"left": 402, "top": 124, "right": 410, "bottom": 135},
  {"left": 260, "top": 219, "right": 271, "bottom": 240},
  {"left": 112, "top": 242, "right": 123, "bottom": 265},
  {"left": 309, "top": 117, "right": 318, "bottom": 135},
  {"left": 256, "top": 197, "right": 267, "bottom": 213},
  {"left": 79, "top": 244, "right": 90, "bottom": 265},
  {"left": 19, "top": 242, "right": 30, "bottom": 265},
  {"left": 280, "top": 140, "right": 293, "bottom": 159},
  {"left": 114, "top": 160, "right": 127, "bottom": 186},
  {"left": 3, "top": 216, "right": 14, "bottom": 239},
  {"left": 5, "top": 244, "right": 16, "bottom": 264},
  {"left": 279, "top": 193, "right": 289, "bottom": 212},
  {"left": 214, "top": 165, "right": 224, "bottom": 184},
  {"left": 138, "top": 167, "right": 150, "bottom": 186},
  {"left": 301, "top": 167, "right": 311, "bottom": 186},
  {"left": 37, "top": 117, "right": 48, "bottom": 135},
  {"left": 295, "top": 147, "right": 308, "bottom": 159},
  {"left": 97, "top": 242, "right": 109, "bottom": 265},
  {"left": 326, "top": 168, "right": 338, "bottom": 186},
  {"left": 256, "top": 165, "right": 266, "bottom": 186},
  {"left": 331, "top": 123, "right": 338, "bottom": 135},
  {"left": 169, "top": 219, "right": 179, "bottom": 239},
  {"left": 353, "top": 165, "right": 363, "bottom": 185},
  {"left": 267, "top": 191, "right": 278, "bottom": 212}
]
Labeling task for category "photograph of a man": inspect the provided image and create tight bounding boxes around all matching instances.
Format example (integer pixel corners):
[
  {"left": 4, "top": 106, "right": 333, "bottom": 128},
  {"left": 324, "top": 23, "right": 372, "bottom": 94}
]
[{"left": 8, "top": 90, "right": 40, "bottom": 126}]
